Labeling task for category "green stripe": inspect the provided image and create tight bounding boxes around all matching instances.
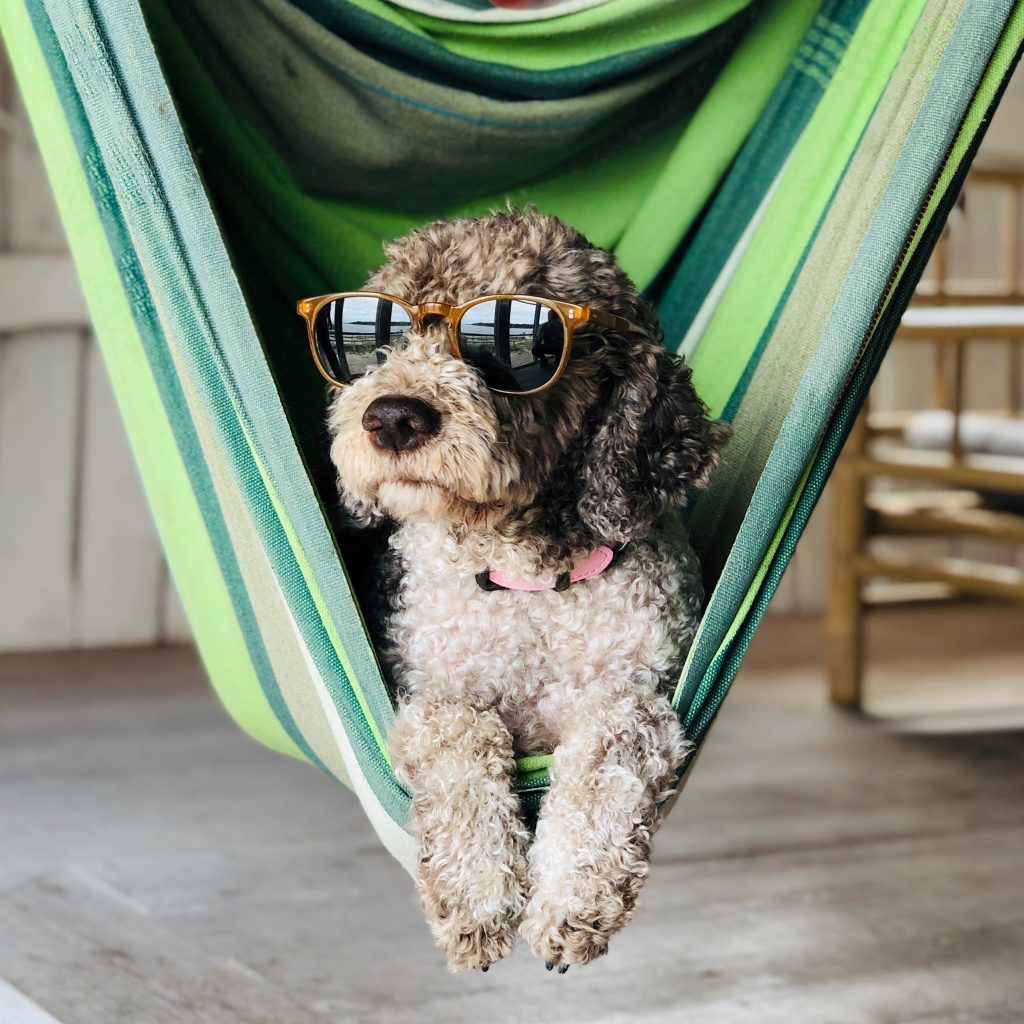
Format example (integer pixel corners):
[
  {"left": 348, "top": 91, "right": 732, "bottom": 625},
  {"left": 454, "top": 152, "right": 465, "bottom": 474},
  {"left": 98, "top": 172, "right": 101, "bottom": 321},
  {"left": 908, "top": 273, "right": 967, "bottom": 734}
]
[
  {"left": 683, "top": 0, "right": 984, "bottom": 694},
  {"left": 89, "top": 1, "right": 379, "bottom": 699},
  {"left": 674, "top": 460, "right": 813, "bottom": 714},
  {"left": 172, "top": 354, "right": 354, "bottom": 787},
  {"left": 245, "top": 430, "right": 392, "bottom": 757}
]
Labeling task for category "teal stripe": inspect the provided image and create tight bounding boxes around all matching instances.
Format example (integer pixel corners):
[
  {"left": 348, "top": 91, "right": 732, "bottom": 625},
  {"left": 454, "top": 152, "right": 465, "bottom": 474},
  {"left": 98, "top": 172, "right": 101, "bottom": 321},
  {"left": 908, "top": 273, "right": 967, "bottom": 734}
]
[
  {"left": 40, "top": 0, "right": 410, "bottom": 826},
  {"left": 28, "top": 0, "right": 328, "bottom": 778}
]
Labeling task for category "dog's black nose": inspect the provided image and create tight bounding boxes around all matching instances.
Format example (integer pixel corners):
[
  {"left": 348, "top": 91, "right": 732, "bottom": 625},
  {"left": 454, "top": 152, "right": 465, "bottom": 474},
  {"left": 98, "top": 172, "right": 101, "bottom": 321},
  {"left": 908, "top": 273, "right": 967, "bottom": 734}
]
[{"left": 362, "top": 394, "right": 440, "bottom": 453}]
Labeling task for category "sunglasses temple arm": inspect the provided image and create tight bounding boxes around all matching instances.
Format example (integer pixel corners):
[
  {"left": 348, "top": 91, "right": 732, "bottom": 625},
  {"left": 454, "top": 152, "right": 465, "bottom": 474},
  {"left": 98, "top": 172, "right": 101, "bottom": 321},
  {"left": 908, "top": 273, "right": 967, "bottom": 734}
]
[{"left": 586, "top": 310, "right": 655, "bottom": 339}]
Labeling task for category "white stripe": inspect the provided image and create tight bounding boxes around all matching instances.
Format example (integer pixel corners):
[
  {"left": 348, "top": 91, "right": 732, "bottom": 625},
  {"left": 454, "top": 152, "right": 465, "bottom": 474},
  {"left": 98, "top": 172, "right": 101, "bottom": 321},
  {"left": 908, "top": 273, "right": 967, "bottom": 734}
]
[
  {"left": 0, "top": 980, "right": 65, "bottom": 1024},
  {"left": 385, "top": 0, "right": 614, "bottom": 24},
  {"left": 273, "top": 577, "right": 418, "bottom": 875},
  {"left": 677, "top": 158, "right": 792, "bottom": 360}
]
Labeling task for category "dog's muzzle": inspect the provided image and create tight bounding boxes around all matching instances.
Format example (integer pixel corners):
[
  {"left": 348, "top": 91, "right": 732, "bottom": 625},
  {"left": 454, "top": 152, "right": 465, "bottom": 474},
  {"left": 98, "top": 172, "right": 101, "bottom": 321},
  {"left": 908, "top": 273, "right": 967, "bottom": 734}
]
[{"left": 362, "top": 394, "right": 440, "bottom": 453}]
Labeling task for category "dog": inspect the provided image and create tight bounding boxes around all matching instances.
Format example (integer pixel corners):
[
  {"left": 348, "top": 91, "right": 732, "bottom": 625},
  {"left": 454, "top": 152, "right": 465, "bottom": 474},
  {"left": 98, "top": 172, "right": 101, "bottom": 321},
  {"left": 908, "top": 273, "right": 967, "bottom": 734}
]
[{"left": 324, "top": 209, "right": 726, "bottom": 971}]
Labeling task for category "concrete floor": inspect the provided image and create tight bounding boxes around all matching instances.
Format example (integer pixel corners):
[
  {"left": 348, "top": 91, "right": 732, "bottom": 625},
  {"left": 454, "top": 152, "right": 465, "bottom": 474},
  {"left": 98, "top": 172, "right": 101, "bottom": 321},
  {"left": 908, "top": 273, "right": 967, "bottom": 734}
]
[{"left": 0, "top": 607, "right": 1022, "bottom": 1024}]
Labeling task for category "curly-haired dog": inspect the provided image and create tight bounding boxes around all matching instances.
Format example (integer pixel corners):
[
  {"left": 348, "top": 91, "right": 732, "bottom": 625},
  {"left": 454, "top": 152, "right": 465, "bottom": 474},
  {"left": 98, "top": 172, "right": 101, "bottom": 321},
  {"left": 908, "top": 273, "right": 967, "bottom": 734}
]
[{"left": 325, "top": 209, "right": 726, "bottom": 971}]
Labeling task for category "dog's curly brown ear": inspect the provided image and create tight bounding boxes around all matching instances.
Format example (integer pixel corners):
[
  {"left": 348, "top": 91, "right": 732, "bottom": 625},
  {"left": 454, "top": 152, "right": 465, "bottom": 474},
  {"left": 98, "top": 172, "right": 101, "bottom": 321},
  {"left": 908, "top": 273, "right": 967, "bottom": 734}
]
[{"left": 577, "top": 337, "right": 728, "bottom": 546}]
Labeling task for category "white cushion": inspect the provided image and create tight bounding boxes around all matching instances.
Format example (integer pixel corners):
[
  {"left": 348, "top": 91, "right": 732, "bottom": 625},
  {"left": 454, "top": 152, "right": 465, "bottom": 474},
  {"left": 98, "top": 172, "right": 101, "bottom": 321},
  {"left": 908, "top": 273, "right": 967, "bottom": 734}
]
[{"left": 903, "top": 410, "right": 1024, "bottom": 459}]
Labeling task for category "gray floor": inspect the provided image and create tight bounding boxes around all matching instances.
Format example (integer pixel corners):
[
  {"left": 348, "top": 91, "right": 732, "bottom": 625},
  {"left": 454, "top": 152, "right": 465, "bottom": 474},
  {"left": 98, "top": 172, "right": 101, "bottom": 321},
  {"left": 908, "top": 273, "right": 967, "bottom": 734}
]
[{"left": 0, "top": 609, "right": 1022, "bottom": 1024}]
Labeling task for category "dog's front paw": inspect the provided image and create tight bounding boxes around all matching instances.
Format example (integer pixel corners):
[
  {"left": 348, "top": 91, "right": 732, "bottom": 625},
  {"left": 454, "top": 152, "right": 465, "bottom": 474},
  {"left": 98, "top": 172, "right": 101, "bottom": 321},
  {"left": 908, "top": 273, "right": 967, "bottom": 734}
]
[
  {"left": 434, "top": 912, "right": 520, "bottom": 971},
  {"left": 520, "top": 867, "right": 638, "bottom": 968},
  {"left": 424, "top": 863, "right": 526, "bottom": 970},
  {"left": 521, "top": 904, "right": 610, "bottom": 968},
  {"left": 418, "top": 835, "right": 529, "bottom": 971}
]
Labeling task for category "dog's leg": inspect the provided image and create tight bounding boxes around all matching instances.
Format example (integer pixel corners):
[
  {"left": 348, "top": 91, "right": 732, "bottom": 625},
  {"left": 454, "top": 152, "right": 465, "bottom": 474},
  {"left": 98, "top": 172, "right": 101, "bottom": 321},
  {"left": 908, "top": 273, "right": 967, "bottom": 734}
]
[
  {"left": 520, "top": 687, "right": 688, "bottom": 968},
  {"left": 391, "top": 691, "right": 530, "bottom": 971}
]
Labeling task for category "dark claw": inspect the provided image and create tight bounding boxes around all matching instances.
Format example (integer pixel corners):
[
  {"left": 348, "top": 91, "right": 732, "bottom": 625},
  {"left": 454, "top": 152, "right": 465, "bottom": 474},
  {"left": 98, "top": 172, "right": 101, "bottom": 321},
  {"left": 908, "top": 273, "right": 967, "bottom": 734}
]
[
  {"left": 480, "top": 965, "right": 489, "bottom": 973},
  {"left": 557, "top": 964, "right": 570, "bottom": 975},
  {"left": 545, "top": 961, "right": 555, "bottom": 971}
]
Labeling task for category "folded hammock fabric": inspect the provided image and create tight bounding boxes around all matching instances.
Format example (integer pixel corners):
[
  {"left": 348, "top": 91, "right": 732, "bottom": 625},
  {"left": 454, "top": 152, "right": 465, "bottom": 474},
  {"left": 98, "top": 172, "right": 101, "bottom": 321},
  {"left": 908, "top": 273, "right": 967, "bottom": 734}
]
[{"left": 2, "top": 0, "right": 1021, "bottom": 873}]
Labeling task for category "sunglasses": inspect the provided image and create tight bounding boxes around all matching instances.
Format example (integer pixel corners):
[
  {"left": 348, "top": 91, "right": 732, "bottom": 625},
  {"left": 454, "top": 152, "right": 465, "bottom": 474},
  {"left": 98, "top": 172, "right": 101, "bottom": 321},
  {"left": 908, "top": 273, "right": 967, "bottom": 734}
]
[{"left": 296, "top": 291, "right": 648, "bottom": 396}]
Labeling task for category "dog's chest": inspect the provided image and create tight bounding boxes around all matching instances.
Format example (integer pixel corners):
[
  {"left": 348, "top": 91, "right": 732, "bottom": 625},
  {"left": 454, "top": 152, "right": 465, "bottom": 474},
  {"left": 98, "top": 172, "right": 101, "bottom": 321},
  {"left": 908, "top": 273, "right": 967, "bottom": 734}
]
[{"left": 384, "top": 521, "right": 703, "bottom": 750}]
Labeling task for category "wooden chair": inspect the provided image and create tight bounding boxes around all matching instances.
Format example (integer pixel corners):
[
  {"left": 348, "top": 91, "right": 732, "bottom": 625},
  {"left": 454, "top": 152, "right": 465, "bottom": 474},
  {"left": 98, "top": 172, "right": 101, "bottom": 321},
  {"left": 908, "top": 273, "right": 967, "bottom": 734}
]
[{"left": 826, "top": 160, "right": 1024, "bottom": 709}]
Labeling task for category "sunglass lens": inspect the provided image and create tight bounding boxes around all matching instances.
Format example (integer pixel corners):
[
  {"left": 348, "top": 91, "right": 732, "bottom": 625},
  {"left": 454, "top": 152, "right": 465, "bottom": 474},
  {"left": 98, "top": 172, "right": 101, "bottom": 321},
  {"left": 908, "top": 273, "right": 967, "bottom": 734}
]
[
  {"left": 457, "top": 299, "right": 564, "bottom": 393},
  {"left": 313, "top": 296, "right": 412, "bottom": 383}
]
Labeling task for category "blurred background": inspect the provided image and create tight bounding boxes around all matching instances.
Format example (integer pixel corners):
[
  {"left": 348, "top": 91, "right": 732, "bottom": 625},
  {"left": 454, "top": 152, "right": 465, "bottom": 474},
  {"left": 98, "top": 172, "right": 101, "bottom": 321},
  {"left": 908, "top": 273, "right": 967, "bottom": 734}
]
[{"left": 1, "top": 37, "right": 1023, "bottom": 1024}]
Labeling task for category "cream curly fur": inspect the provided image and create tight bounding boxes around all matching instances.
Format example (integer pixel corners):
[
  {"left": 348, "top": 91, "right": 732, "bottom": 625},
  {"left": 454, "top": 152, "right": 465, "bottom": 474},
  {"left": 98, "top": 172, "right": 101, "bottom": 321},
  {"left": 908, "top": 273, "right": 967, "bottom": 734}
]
[{"left": 327, "top": 210, "right": 725, "bottom": 971}]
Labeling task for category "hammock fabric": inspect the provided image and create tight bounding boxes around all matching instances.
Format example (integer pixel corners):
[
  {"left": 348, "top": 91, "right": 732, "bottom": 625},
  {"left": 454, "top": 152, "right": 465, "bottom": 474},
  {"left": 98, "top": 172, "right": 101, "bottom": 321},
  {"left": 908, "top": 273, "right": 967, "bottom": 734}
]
[{"left": 3, "top": 0, "right": 1020, "bottom": 872}]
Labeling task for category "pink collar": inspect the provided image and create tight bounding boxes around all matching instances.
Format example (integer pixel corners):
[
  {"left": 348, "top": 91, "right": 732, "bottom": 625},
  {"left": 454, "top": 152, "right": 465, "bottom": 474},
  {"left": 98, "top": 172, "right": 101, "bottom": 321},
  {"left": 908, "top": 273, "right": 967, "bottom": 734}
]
[{"left": 476, "top": 545, "right": 616, "bottom": 593}]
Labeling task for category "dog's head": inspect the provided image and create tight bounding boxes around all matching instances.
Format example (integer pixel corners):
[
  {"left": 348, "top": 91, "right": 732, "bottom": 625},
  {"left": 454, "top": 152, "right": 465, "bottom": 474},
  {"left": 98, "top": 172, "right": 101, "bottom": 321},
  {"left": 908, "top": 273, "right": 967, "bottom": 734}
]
[{"left": 327, "top": 210, "right": 727, "bottom": 552}]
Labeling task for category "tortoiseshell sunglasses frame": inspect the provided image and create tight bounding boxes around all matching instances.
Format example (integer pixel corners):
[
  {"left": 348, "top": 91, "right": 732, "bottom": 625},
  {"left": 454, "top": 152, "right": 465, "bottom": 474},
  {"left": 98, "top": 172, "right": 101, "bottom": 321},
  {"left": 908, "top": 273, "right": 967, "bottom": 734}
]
[{"left": 296, "top": 291, "right": 649, "bottom": 397}]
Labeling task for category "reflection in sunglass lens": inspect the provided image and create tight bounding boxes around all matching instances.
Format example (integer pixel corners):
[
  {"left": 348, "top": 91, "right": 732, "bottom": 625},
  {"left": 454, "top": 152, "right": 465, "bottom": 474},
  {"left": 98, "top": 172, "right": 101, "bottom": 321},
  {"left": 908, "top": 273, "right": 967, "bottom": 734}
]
[
  {"left": 457, "top": 299, "right": 565, "bottom": 393},
  {"left": 313, "top": 296, "right": 413, "bottom": 383}
]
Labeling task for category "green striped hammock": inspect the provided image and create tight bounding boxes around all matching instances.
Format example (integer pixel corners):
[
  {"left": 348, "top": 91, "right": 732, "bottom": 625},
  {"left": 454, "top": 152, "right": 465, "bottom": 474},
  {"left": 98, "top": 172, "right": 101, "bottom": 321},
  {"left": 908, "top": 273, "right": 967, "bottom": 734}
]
[{"left": 3, "top": 0, "right": 1020, "bottom": 873}]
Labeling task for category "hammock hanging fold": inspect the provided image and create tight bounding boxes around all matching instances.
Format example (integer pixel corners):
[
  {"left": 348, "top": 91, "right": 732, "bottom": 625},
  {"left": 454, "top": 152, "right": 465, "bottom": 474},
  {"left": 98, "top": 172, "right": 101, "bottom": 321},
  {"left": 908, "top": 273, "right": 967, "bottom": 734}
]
[{"left": 3, "top": 0, "right": 1020, "bottom": 872}]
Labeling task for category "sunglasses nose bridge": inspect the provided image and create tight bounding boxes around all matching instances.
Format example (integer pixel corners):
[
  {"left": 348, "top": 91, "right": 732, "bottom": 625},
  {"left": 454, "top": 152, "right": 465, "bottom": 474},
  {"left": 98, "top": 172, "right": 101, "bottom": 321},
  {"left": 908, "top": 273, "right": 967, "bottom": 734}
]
[
  {"left": 409, "top": 303, "right": 458, "bottom": 353},
  {"left": 414, "top": 302, "right": 453, "bottom": 323}
]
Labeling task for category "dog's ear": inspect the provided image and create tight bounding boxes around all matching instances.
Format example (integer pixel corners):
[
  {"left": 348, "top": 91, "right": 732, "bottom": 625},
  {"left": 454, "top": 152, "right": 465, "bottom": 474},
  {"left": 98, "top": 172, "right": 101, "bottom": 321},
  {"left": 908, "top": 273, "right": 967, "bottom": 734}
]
[{"left": 577, "top": 336, "right": 728, "bottom": 546}]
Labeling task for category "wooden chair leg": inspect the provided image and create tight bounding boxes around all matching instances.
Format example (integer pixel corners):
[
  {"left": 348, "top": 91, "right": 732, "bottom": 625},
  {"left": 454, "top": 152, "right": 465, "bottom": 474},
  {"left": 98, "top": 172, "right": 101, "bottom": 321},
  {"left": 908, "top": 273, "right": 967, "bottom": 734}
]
[{"left": 826, "top": 413, "right": 868, "bottom": 709}]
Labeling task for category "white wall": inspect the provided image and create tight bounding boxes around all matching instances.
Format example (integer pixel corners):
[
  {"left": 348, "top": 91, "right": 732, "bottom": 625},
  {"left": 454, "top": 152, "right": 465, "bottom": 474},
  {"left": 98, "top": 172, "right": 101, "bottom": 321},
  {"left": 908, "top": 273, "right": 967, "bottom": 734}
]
[
  {"left": 0, "top": 49, "right": 1021, "bottom": 649},
  {"left": 0, "top": 56, "right": 190, "bottom": 650}
]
